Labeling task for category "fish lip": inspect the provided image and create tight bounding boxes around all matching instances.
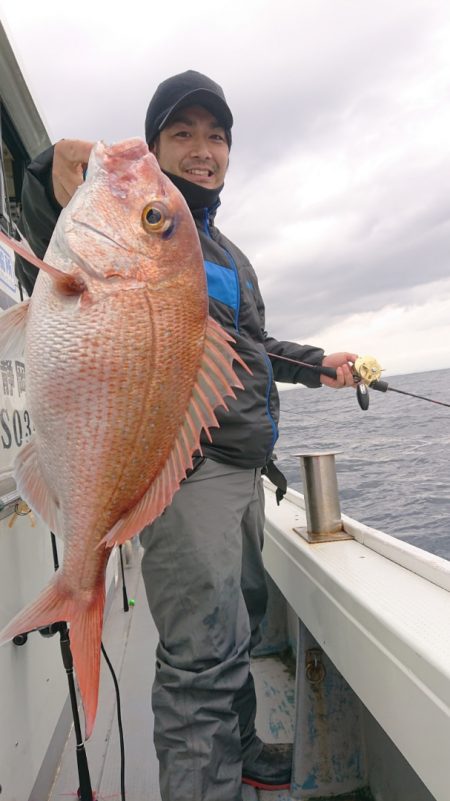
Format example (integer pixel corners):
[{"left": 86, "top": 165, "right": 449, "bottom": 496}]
[
  {"left": 72, "top": 216, "right": 176, "bottom": 264},
  {"left": 66, "top": 219, "right": 152, "bottom": 285},
  {"left": 69, "top": 219, "right": 133, "bottom": 281},
  {"left": 73, "top": 218, "right": 129, "bottom": 252},
  {"left": 96, "top": 138, "right": 150, "bottom": 163}
]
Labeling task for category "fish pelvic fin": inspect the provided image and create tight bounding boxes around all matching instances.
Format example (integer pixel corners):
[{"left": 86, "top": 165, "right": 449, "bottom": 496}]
[
  {"left": 14, "top": 441, "right": 62, "bottom": 536},
  {"left": 101, "top": 316, "right": 251, "bottom": 547},
  {"left": 0, "top": 574, "right": 105, "bottom": 740},
  {"left": 0, "top": 299, "right": 30, "bottom": 358}
]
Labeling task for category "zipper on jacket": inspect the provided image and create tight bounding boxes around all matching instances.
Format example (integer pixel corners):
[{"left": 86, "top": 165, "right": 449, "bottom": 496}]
[
  {"left": 263, "top": 352, "right": 279, "bottom": 453},
  {"left": 202, "top": 208, "right": 210, "bottom": 236}
]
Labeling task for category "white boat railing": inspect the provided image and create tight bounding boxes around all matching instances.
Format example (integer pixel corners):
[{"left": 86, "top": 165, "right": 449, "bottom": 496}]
[{"left": 262, "top": 453, "right": 450, "bottom": 801}]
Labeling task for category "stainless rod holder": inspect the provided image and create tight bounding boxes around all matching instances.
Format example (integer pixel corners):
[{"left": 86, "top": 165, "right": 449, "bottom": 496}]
[
  {"left": 0, "top": 489, "right": 21, "bottom": 521},
  {"left": 293, "top": 451, "right": 353, "bottom": 543}
]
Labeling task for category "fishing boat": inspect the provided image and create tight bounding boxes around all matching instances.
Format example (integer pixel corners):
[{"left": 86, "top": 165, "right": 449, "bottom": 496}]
[{"left": 1, "top": 23, "right": 449, "bottom": 801}]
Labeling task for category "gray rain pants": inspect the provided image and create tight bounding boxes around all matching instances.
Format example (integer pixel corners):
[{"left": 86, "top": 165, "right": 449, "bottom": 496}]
[{"left": 140, "top": 458, "right": 268, "bottom": 801}]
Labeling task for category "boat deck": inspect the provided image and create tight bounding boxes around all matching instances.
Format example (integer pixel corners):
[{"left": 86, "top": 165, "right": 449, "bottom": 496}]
[
  {"left": 25, "top": 481, "right": 450, "bottom": 801},
  {"left": 47, "top": 547, "right": 297, "bottom": 801}
]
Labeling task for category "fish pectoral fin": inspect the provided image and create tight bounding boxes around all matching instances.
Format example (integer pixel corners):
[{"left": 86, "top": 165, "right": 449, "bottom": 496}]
[
  {"left": 0, "top": 299, "right": 30, "bottom": 358},
  {"left": 0, "top": 230, "right": 86, "bottom": 295},
  {"left": 14, "top": 441, "right": 62, "bottom": 536},
  {"left": 101, "top": 316, "right": 250, "bottom": 548}
]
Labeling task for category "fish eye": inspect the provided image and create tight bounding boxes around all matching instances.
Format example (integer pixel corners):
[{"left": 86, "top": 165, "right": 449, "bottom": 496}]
[
  {"left": 141, "top": 202, "right": 172, "bottom": 234},
  {"left": 146, "top": 208, "right": 162, "bottom": 225}
]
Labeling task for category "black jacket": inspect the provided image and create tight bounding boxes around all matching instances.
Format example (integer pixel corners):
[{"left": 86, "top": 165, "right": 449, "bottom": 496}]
[{"left": 15, "top": 146, "right": 325, "bottom": 468}]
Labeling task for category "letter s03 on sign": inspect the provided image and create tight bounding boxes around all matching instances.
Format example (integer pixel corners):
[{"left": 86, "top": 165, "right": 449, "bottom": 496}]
[
  {"left": 0, "top": 358, "right": 33, "bottom": 466},
  {"left": 0, "top": 239, "right": 34, "bottom": 481}
]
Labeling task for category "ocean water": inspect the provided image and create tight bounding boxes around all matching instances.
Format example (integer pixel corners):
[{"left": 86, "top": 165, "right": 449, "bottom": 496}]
[{"left": 275, "top": 368, "right": 450, "bottom": 560}]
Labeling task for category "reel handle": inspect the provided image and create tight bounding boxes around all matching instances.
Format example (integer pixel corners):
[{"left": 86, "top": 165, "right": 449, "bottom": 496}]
[{"left": 356, "top": 382, "right": 370, "bottom": 410}]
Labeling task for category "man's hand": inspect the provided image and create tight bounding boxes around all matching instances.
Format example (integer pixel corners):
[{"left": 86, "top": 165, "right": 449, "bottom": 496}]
[
  {"left": 320, "top": 352, "right": 358, "bottom": 388},
  {"left": 52, "top": 139, "right": 94, "bottom": 207}
]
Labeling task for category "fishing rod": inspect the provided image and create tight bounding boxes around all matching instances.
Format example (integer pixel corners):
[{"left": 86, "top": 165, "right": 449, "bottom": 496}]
[
  {"left": 366, "top": 380, "right": 450, "bottom": 407},
  {"left": 266, "top": 353, "right": 450, "bottom": 411},
  {"left": 13, "top": 532, "right": 95, "bottom": 801},
  {"left": 12, "top": 532, "right": 128, "bottom": 801}
]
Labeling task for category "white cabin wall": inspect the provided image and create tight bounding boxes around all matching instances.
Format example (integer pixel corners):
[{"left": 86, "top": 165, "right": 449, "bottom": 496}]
[
  {"left": 0, "top": 516, "right": 69, "bottom": 801},
  {"left": 0, "top": 510, "right": 120, "bottom": 801}
]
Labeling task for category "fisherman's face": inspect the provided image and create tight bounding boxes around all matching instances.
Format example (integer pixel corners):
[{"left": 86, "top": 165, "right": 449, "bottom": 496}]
[{"left": 152, "top": 105, "right": 229, "bottom": 189}]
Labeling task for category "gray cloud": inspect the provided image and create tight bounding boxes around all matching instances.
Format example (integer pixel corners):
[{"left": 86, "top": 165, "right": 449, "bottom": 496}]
[
  {"left": 2, "top": 0, "right": 450, "bottom": 370},
  {"left": 254, "top": 203, "right": 450, "bottom": 340}
]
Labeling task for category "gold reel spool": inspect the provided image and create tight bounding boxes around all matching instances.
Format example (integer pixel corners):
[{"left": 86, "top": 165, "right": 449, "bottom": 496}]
[{"left": 354, "top": 355, "right": 383, "bottom": 385}]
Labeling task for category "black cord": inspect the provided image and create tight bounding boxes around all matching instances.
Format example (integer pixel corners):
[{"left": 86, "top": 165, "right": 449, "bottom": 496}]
[
  {"left": 119, "top": 545, "right": 129, "bottom": 612},
  {"left": 101, "top": 641, "right": 126, "bottom": 801}
]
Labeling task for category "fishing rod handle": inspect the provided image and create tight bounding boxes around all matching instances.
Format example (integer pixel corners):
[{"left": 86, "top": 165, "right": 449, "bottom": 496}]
[{"left": 318, "top": 365, "right": 338, "bottom": 380}]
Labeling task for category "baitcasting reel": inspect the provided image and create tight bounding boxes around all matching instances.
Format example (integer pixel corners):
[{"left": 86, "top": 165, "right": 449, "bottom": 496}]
[{"left": 353, "top": 355, "right": 384, "bottom": 410}]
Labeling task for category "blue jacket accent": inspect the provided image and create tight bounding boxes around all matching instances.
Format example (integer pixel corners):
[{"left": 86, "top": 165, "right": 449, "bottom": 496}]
[{"left": 204, "top": 260, "right": 239, "bottom": 316}]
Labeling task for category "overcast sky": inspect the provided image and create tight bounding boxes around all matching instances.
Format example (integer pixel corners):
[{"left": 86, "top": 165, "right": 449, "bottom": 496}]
[{"left": 1, "top": 0, "right": 450, "bottom": 378}]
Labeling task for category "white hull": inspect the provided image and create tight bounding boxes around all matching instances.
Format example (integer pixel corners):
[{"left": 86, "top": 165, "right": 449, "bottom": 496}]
[{"left": 1, "top": 479, "right": 448, "bottom": 800}]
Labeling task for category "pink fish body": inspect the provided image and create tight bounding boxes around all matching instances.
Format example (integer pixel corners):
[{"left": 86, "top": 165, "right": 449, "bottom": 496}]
[{"left": 0, "top": 139, "right": 247, "bottom": 737}]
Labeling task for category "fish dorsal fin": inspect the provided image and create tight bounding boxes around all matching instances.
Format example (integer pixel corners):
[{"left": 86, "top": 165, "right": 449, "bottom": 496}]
[
  {"left": 0, "top": 300, "right": 30, "bottom": 357},
  {"left": 14, "top": 441, "right": 62, "bottom": 536},
  {"left": 100, "top": 317, "right": 250, "bottom": 547},
  {"left": 0, "top": 230, "right": 86, "bottom": 294}
]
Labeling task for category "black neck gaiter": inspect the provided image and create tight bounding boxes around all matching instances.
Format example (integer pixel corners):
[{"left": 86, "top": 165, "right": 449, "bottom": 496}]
[{"left": 163, "top": 171, "right": 222, "bottom": 215}]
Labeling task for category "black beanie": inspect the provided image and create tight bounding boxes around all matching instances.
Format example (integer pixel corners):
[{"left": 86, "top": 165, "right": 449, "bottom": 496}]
[{"left": 145, "top": 70, "right": 233, "bottom": 148}]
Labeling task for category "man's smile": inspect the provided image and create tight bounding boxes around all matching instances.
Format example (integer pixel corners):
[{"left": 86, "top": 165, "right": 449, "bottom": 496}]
[
  {"left": 186, "top": 168, "right": 214, "bottom": 176},
  {"left": 183, "top": 164, "right": 217, "bottom": 184}
]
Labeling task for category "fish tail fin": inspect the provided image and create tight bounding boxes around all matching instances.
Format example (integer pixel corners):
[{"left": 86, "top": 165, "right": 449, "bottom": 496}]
[
  {"left": 0, "top": 576, "right": 72, "bottom": 647},
  {"left": 0, "top": 576, "right": 105, "bottom": 739},
  {"left": 69, "top": 586, "right": 105, "bottom": 739}
]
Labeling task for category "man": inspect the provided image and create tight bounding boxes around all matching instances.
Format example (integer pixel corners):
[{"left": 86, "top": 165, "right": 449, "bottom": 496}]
[{"left": 15, "top": 71, "right": 356, "bottom": 801}]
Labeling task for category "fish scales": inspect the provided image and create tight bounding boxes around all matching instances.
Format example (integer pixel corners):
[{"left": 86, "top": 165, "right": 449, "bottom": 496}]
[
  {"left": 27, "top": 272, "right": 202, "bottom": 551},
  {"left": 0, "top": 138, "right": 249, "bottom": 737}
]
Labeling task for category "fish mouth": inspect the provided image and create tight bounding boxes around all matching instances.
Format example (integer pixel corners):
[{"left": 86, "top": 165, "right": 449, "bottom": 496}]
[
  {"left": 98, "top": 138, "right": 149, "bottom": 163},
  {"left": 67, "top": 219, "right": 151, "bottom": 285},
  {"left": 74, "top": 219, "right": 129, "bottom": 251},
  {"left": 67, "top": 219, "right": 131, "bottom": 282}
]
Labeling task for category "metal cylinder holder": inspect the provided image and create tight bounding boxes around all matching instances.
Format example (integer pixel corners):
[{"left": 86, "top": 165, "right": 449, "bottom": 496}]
[{"left": 293, "top": 451, "right": 353, "bottom": 543}]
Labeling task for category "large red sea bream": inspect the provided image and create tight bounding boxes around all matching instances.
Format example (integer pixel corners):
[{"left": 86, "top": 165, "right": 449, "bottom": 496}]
[{"left": 0, "top": 138, "right": 248, "bottom": 737}]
